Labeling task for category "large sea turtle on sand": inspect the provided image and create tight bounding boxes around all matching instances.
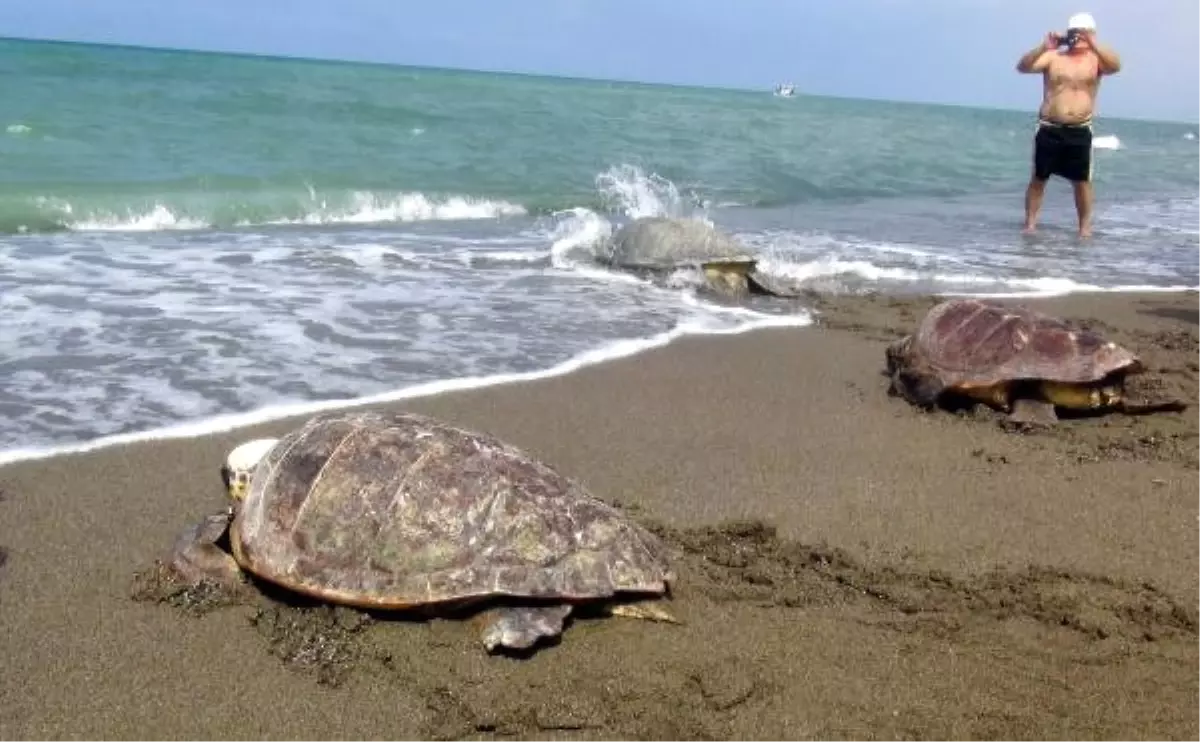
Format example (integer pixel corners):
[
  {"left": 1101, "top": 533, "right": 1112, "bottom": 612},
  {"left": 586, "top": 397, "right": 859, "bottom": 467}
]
[
  {"left": 599, "top": 216, "right": 800, "bottom": 298},
  {"left": 163, "top": 409, "right": 676, "bottom": 653},
  {"left": 885, "top": 297, "right": 1189, "bottom": 424}
]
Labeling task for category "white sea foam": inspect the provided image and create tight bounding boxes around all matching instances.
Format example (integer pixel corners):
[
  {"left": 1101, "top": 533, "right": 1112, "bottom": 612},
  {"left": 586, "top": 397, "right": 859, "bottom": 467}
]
[
  {"left": 6, "top": 123, "right": 32, "bottom": 134},
  {"left": 953, "top": 282, "right": 1198, "bottom": 299},
  {"left": 757, "top": 254, "right": 1197, "bottom": 298},
  {"left": 0, "top": 309, "right": 811, "bottom": 468},
  {"left": 548, "top": 207, "right": 614, "bottom": 270},
  {"left": 1092, "top": 134, "right": 1122, "bottom": 150}
]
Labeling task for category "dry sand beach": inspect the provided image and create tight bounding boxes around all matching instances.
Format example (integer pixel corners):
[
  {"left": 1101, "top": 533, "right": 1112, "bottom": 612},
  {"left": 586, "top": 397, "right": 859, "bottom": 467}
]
[{"left": 0, "top": 290, "right": 1196, "bottom": 740}]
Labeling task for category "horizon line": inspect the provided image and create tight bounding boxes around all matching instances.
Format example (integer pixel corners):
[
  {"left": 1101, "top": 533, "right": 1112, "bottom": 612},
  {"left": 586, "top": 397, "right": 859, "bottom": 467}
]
[{"left": 2, "top": 34, "right": 1196, "bottom": 126}]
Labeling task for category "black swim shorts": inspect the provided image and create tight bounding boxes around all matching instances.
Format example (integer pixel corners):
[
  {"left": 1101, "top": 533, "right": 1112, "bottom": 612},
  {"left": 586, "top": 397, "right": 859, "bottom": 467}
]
[{"left": 1032, "top": 121, "right": 1093, "bottom": 183}]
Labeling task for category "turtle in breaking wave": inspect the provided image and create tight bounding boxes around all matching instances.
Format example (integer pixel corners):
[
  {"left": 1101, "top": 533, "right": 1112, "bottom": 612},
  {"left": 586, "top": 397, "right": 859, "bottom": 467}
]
[
  {"left": 600, "top": 216, "right": 800, "bottom": 298},
  {"left": 886, "top": 298, "right": 1189, "bottom": 424},
  {"left": 159, "top": 410, "right": 676, "bottom": 653}
]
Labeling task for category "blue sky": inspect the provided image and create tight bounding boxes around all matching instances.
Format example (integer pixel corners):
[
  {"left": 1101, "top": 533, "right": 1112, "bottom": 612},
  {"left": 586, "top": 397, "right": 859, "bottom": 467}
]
[{"left": 3, "top": 0, "right": 1197, "bottom": 122}]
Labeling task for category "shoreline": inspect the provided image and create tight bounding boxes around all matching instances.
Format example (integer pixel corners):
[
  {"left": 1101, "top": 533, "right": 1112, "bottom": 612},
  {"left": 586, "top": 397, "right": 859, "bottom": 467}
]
[
  {"left": 0, "top": 288, "right": 1196, "bottom": 739},
  {"left": 0, "top": 302, "right": 814, "bottom": 467},
  {"left": 0, "top": 286, "right": 1194, "bottom": 470}
]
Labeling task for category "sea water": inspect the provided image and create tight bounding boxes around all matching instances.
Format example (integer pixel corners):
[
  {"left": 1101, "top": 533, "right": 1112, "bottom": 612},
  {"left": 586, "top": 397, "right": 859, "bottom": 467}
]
[{"left": 1, "top": 38, "right": 1196, "bottom": 461}]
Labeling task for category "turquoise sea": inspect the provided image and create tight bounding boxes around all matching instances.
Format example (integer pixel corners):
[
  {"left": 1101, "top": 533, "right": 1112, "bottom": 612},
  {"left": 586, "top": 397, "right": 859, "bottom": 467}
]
[{"left": 1, "top": 37, "right": 1197, "bottom": 458}]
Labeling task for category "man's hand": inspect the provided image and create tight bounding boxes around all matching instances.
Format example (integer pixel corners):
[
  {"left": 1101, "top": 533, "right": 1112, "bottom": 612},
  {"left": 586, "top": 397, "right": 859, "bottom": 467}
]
[
  {"left": 1017, "top": 33, "right": 1058, "bottom": 73},
  {"left": 1082, "top": 30, "right": 1123, "bottom": 75}
]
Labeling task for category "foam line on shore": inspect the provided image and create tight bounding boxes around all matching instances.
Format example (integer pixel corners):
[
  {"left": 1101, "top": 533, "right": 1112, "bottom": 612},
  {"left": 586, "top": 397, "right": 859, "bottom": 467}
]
[
  {"left": 0, "top": 310, "right": 812, "bottom": 468},
  {"left": 952, "top": 283, "right": 1199, "bottom": 299}
]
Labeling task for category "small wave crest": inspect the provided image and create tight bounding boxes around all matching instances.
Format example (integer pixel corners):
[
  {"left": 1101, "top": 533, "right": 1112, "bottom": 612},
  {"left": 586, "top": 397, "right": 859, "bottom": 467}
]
[
  {"left": 260, "top": 191, "right": 526, "bottom": 227},
  {"left": 2, "top": 189, "right": 527, "bottom": 234},
  {"left": 1092, "top": 134, "right": 1121, "bottom": 150}
]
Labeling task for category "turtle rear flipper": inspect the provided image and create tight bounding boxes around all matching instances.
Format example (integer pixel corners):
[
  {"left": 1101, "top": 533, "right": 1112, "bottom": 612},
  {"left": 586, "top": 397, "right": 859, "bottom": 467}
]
[
  {"left": 747, "top": 269, "right": 805, "bottom": 298},
  {"left": 477, "top": 604, "right": 574, "bottom": 653},
  {"left": 1109, "top": 373, "right": 1189, "bottom": 415},
  {"left": 1038, "top": 378, "right": 1189, "bottom": 417},
  {"left": 1117, "top": 398, "right": 1189, "bottom": 415}
]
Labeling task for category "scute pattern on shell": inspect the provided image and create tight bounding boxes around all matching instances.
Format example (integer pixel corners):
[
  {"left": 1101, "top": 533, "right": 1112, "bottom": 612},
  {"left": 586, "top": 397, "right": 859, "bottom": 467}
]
[
  {"left": 605, "top": 216, "right": 755, "bottom": 269},
  {"left": 235, "top": 410, "right": 673, "bottom": 608},
  {"left": 911, "top": 298, "right": 1141, "bottom": 389}
]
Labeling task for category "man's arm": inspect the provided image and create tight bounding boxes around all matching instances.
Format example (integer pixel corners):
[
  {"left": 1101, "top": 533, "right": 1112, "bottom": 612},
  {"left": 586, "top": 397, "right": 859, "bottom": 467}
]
[
  {"left": 1016, "top": 33, "right": 1056, "bottom": 73},
  {"left": 1086, "top": 33, "right": 1122, "bottom": 74}
]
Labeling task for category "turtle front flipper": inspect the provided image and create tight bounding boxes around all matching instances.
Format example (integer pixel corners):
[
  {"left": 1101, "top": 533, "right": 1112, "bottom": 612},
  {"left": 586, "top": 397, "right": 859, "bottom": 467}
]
[
  {"left": 608, "top": 599, "right": 680, "bottom": 624},
  {"left": 1009, "top": 398, "right": 1059, "bottom": 426},
  {"left": 167, "top": 510, "right": 244, "bottom": 588},
  {"left": 476, "top": 604, "right": 574, "bottom": 653}
]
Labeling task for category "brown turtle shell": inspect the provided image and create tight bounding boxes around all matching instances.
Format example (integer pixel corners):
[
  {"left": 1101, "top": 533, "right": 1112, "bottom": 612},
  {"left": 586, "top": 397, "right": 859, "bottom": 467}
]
[
  {"left": 230, "top": 410, "right": 672, "bottom": 609},
  {"left": 906, "top": 298, "right": 1142, "bottom": 390}
]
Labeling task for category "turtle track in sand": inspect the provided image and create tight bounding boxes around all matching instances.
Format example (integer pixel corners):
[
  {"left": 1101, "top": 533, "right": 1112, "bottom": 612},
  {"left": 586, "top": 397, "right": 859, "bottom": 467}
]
[
  {"left": 130, "top": 516, "right": 1198, "bottom": 740},
  {"left": 0, "top": 486, "right": 8, "bottom": 580}
]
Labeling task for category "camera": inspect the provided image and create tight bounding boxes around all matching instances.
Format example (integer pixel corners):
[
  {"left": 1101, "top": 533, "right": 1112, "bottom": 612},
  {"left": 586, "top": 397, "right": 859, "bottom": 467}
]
[{"left": 1059, "top": 29, "right": 1082, "bottom": 48}]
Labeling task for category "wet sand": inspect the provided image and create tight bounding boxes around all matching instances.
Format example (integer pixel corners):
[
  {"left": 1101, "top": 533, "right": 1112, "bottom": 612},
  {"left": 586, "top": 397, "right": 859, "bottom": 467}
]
[{"left": 0, "top": 290, "right": 1196, "bottom": 740}]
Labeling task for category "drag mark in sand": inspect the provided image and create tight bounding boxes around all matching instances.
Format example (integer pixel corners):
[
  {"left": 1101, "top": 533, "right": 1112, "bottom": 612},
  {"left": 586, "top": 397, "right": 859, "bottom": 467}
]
[
  {"left": 0, "top": 486, "right": 8, "bottom": 577},
  {"left": 129, "top": 515, "right": 1198, "bottom": 740},
  {"left": 656, "top": 520, "right": 1198, "bottom": 642}
]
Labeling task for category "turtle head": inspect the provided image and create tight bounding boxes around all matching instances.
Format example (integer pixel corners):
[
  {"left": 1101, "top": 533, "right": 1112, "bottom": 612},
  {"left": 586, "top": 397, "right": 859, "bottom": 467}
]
[{"left": 220, "top": 438, "right": 278, "bottom": 502}]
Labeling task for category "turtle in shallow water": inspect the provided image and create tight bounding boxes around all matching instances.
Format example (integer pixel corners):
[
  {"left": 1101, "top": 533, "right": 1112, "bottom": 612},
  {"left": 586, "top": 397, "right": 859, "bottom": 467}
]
[
  {"left": 885, "top": 298, "right": 1189, "bottom": 424},
  {"left": 164, "top": 410, "right": 676, "bottom": 653},
  {"left": 600, "top": 216, "right": 800, "bottom": 298}
]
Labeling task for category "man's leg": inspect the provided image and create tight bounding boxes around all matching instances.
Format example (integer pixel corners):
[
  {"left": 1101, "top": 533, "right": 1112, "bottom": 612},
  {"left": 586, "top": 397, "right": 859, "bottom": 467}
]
[
  {"left": 1024, "top": 127, "right": 1053, "bottom": 234},
  {"left": 1062, "top": 126, "right": 1094, "bottom": 239},
  {"left": 1072, "top": 179, "right": 1094, "bottom": 238},
  {"left": 1023, "top": 176, "right": 1048, "bottom": 233}
]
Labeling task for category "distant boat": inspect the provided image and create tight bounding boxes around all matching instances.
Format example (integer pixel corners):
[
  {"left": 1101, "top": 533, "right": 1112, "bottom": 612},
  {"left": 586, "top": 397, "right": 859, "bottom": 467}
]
[{"left": 773, "top": 83, "right": 797, "bottom": 98}]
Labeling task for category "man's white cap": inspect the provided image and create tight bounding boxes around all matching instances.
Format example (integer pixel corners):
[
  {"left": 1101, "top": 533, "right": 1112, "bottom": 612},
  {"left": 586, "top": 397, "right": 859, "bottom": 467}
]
[{"left": 1067, "top": 12, "right": 1096, "bottom": 30}]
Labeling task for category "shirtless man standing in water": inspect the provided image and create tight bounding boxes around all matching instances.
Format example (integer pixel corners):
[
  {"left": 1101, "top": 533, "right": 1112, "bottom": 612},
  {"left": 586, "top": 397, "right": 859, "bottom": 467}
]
[{"left": 1016, "top": 12, "right": 1122, "bottom": 238}]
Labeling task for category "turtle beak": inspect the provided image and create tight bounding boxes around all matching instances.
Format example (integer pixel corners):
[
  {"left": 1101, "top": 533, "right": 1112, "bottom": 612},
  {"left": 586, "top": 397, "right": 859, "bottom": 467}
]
[{"left": 220, "top": 465, "right": 250, "bottom": 501}]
